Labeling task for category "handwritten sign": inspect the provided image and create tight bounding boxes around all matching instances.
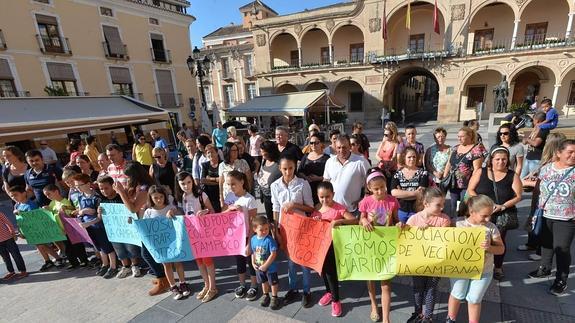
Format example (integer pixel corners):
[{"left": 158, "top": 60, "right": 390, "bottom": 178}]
[
  {"left": 134, "top": 217, "right": 194, "bottom": 263},
  {"left": 280, "top": 212, "right": 332, "bottom": 274},
  {"left": 59, "top": 213, "right": 94, "bottom": 245},
  {"left": 332, "top": 225, "right": 398, "bottom": 281},
  {"left": 17, "top": 209, "right": 66, "bottom": 245},
  {"left": 184, "top": 211, "right": 246, "bottom": 258},
  {"left": 100, "top": 203, "right": 141, "bottom": 246},
  {"left": 397, "top": 227, "right": 485, "bottom": 279}
]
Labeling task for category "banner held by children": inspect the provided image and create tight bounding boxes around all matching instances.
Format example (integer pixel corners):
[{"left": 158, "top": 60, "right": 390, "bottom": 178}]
[
  {"left": 134, "top": 216, "right": 194, "bottom": 263},
  {"left": 101, "top": 203, "right": 141, "bottom": 246},
  {"left": 184, "top": 211, "right": 246, "bottom": 258},
  {"left": 397, "top": 227, "right": 485, "bottom": 279},
  {"left": 59, "top": 213, "right": 94, "bottom": 245},
  {"left": 333, "top": 225, "right": 398, "bottom": 281},
  {"left": 17, "top": 209, "right": 66, "bottom": 245},
  {"left": 280, "top": 212, "right": 332, "bottom": 274}
]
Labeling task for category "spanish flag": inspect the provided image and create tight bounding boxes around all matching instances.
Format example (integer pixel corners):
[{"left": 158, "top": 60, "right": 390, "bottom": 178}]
[
  {"left": 406, "top": 0, "right": 411, "bottom": 30},
  {"left": 382, "top": 0, "right": 388, "bottom": 40},
  {"left": 433, "top": 0, "right": 440, "bottom": 34}
]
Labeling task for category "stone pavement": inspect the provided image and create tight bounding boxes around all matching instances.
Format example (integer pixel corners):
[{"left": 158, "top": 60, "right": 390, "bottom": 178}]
[{"left": 2, "top": 117, "right": 575, "bottom": 323}]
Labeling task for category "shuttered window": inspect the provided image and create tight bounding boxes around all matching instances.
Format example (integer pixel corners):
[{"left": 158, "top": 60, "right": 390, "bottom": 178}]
[
  {"left": 47, "top": 62, "right": 75, "bottom": 81},
  {"left": 0, "top": 59, "right": 14, "bottom": 80},
  {"left": 155, "top": 69, "right": 176, "bottom": 108},
  {"left": 103, "top": 26, "right": 125, "bottom": 57},
  {"left": 109, "top": 67, "right": 131, "bottom": 84}
]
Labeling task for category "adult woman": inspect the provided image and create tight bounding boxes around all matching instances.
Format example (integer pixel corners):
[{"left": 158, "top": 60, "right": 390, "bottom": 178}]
[
  {"left": 201, "top": 144, "right": 222, "bottom": 213},
  {"left": 257, "top": 141, "right": 282, "bottom": 221},
  {"left": 149, "top": 147, "right": 178, "bottom": 196},
  {"left": 218, "top": 142, "right": 252, "bottom": 207},
  {"left": 528, "top": 139, "right": 575, "bottom": 296},
  {"left": 67, "top": 138, "right": 84, "bottom": 167},
  {"left": 175, "top": 130, "right": 188, "bottom": 159},
  {"left": 443, "top": 127, "right": 485, "bottom": 217},
  {"left": 424, "top": 127, "right": 451, "bottom": 184},
  {"left": 76, "top": 154, "right": 98, "bottom": 182},
  {"left": 1, "top": 146, "right": 28, "bottom": 192},
  {"left": 376, "top": 124, "right": 400, "bottom": 191},
  {"left": 132, "top": 134, "right": 154, "bottom": 167},
  {"left": 298, "top": 134, "right": 330, "bottom": 206},
  {"left": 467, "top": 147, "right": 522, "bottom": 280},
  {"left": 491, "top": 124, "right": 524, "bottom": 175},
  {"left": 226, "top": 126, "right": 244, "bottom": 146},
  {"left": 391, "top": 147, "right": 429, "bottom": 223}
]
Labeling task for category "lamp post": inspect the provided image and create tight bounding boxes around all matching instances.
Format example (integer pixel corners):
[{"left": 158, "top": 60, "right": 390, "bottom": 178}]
[{"left": 186, "top": 46, "right": 211, "bottom": 120}]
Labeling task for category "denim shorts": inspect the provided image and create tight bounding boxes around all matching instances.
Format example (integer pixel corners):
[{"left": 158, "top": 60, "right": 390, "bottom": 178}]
[
  {"left": 111, "top": 242, "right": 141, "bottom": 260},
  {"left": 449, "top": 271, "right": 493, "bottom": 304},
  {"left": 398, "top": 210, "right": 415, "bottom": 223},
  {"left": 256, "top": 270, "right": 279, "bottom": 285},
  {"left": 86, "top": 226, "right": 115, "bottom": 254}
]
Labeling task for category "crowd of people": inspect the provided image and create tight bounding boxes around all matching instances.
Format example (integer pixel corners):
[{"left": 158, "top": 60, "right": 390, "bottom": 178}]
[{"left": 0, "top": 98, "right": 573, "bottom": 323}]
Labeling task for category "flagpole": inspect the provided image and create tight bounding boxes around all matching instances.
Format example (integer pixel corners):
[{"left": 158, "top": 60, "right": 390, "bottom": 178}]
[{"left": 406, "top": 0, "right": 411, "bottom": 30}]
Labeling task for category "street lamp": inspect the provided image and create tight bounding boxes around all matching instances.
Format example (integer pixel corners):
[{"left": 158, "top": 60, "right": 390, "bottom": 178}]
[{"left": 186, "top": 46, "right": 211, "bottom": 117}]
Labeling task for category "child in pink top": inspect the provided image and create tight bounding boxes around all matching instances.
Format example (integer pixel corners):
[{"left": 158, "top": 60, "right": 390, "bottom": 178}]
[
  {"left": 0, "top": 212, "right": 27, "bottom": 281},
  {"left": 405, "top": 187, "right": 451, "bottom": 322},
  {"left": 312, "top": 182, "right": 357, "bottom": 317}
]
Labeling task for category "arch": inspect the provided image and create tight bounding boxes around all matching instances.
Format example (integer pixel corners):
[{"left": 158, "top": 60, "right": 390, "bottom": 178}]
[
  {"left": 331, "top": 20, "right": 366, "bottom": 41},
  {"left": 518, "top": 0, "right": 573, "bottom": 17},
  {"left": 386, "top": 0, "right": 448, "bottom": 29},
  {"left": 275, "top": 83, "right": 299, "bottom": 94},
  {"left": 270, "top": 32, "right": 299, "bottom": 68},
  {"left": 269, "top": 30, "right": 300, "bottom": 46},
  {"left": 304, "top": 81, "right": 329, "bottom": 91},
  {"left": 509, "top": 64, "right": 557, "bottom": 105},
  {"left": 508, "top": 61, "right": 560, "bottom": 83},
  {"left": 460, "top": 68, "right": 506, "bottom": 119},
  {"left": 559, "top": 63, "right": 575, "bottom": 84},
  {"left": 468, "top": 0, "right": 519, "bottom": 24},
  {"left": 468, "top": 2, "right": 516, "bottom": 53},
  {"left": 331, "top": 24, "right": 365, "bottom": 63},
  {"left": 334, "top": 79, "right": 365, "bottom": 113},
  {"left": 300, "top": 28, "right": 330, "bottom": 66},
  {"left": 300, "top": 24, "right": 330, "bottom": 42},
  {"left": 461, "top": 65, "right": 508, "bottom": 87},
  {"left": 556, "top": 65, "right": 575, "bottom": 107},
  {"left": 517, "top": 0, "right": 570, "bottom": 45}
]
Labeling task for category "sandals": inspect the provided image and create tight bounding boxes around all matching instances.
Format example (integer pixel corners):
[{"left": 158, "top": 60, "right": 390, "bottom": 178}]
[
  {"left": 370, "top": 309, "right": 381, "bottom": 322},
  {"left": 196, "top": 287, "right": 208, "bottom": 300}
]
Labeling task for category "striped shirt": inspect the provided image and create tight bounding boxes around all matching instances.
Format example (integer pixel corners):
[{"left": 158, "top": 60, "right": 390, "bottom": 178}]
[
  {"left": 107, "top": 160, "right": 129, "bottom": 185},
  {"left": 0, "top": 212, "right": 16, "bottom": 243}
]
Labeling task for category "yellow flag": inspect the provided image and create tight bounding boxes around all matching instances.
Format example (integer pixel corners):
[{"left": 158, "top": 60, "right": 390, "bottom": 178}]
[{"left": 406, "top": 0, "right": 411, "bottom": 30}]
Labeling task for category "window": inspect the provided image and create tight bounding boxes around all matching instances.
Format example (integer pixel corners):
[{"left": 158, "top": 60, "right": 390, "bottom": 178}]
[
  {"left": 349, "top": 92, "right": 363, "bottom": 112},
  {"left": 244, "top": 55, "right": 254, "bottom": 76},
  {"left": 34, "top": 0, "right": 50, "bottom": 3},
  {"left": 221, "top": 58, "right": 231, "bottom": 78},
  {"left": 321, "top": 47, "right": 330, "bottom": 65},
  {"left": 349, "top": 43, "right": 364, "bottom": 63},
  {"left": 246, "top": 83, "right": 257, "bottom": 100},
  {"left": 467, "top": 86, "right": 486, "bottom": 108},
  {"left": 201, "top": 86, "right": 212, "bottom": 105},
  {"left": 47, "top": 62, "right": 78, "bottom": 95},
  {"left": 223, "top": 85, "right": 234, "bottom": 106},
  {"left": 100, "top": 7, "right": 113, "bottom": 17},
  {"left": 109, "top": 67, "right": 133, "bottom": 96},
  {"left": 0, "top": 59, "right": 16, "bottom": 97},
  {"left": 525, "top": 22, "right": 548, "bottom": 44},
  {"left": 155, "top": 69, "right": 177, "bottom": 108},
  {"left": 103, "top": 26, "right": 126, "bottom": 58},
  {"left": 151, "top": 34, "right": 167, "bottom": 62},
  {"left": 290, "top": 50, "right": 299, "bottom": 67},
  {"left": 473, "top": 29, "right": 494, "bottom": 52},
  {"left": 36, "top": 14, "right": 64, "bottom": 53},
  {"left": 149, "top": 17, "right": 159, "bottom": 25},
  {"left": 568, "top": 82, "right": 575, "bottom": 105},
  {"left": 409, "top": 34, "right": 425, "bottom": 53}
]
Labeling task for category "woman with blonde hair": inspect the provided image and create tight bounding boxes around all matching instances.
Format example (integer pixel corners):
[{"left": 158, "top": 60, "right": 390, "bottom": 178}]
[
  {"left": 149, "top": 147, "right": 178, "bottom": 195},
  {"left": 376, "top": 121, "right": 400, "bottom": 190}
]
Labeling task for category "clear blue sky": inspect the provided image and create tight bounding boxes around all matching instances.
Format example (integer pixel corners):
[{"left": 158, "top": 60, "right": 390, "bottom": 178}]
[{"left": 188, "top": 0, "right": 346, "bottom": 48}]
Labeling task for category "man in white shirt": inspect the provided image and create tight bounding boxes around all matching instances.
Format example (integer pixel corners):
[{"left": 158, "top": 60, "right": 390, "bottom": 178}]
[
  {"left": 323, "top": 134, "right": 370, "bottom": 214},
  {"left": 39, "top": 141, "right": 58, "bottom": 167}
]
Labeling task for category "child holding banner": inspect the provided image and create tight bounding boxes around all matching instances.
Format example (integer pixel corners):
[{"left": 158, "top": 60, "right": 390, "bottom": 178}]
[
  {"left": 405, "top": 187, "right": 451, "bottom": 323},
  {"left": 0, "top": 211, "right": 27, "bottom": 281},
  {"left": 250, "top": 215, "right": 281, "bottom": 310},
  {"left": 175, "top": 171, "right": 218, "bottom": 302},
  {"left": 358, "top": 168, "right": 400, "bottom": 322},
  {"left": 313, "top": 181, "right": 357, "bottom": 317},
  {"left": 223, "top": 170, "right": 258, "bottom": 301},
  {"left": 143, "top": 185, "right": 192, "bottom": 300},
  {"left": 447, "top": 195, "right": 504, "bottom": 323}
]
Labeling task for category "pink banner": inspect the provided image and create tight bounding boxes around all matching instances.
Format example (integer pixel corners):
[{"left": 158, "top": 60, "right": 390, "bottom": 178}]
[
  {"left": 184, "top": 211, "right": 246, "bottom": 259},
  {"left": 59, "top": 213, "right": 94, "bottom": 246}
]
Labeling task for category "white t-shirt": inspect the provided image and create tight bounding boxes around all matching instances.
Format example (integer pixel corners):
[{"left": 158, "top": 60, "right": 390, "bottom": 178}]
[
  {"left": 323, "top": 154, "right": 370, "bottom": 212},
  {"left": 219, "top": 159, "right": 251, "bottom": 199},
  {"left": 224, "top": 191, "right": 256, "bottom": 233},
  {"left": 270, "top": 176, "right": 313, "bottom": 223},
  {"left": 143, "top": 205, "right": 177, "bottom": 219},
  {"left": 181, "top": 192, "right": 209, "bottom": 216}
]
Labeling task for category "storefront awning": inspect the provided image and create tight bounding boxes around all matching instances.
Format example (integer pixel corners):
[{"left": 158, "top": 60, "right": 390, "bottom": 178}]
[
  {"left": 226, "top": 90, "right": 343, "bottom": 117},
  {"left": 0, "top": 96, "right": 170, "bottom": 143}
]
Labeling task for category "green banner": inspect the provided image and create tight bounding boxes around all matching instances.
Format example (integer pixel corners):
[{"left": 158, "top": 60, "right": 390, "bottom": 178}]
[
  {"left": 332, "top": 225, "right": 399, "bottom": 281},
  {"left": 17, "top": 209, "right": 66, "bottom": 245}
]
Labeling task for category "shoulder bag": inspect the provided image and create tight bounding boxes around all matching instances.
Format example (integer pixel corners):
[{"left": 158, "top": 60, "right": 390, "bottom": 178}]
[
  {"left": 532, "top": 166, "right": 575, "bottom": 236},
  {"left": 439, "top": 144, "right": 477, "bottom": 193},
  {"left": 491, "top": 168, "right": 519, "bottom": 231}
]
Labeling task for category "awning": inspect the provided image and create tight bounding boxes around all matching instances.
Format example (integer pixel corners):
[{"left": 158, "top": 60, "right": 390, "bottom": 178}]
[
  {"left": 0, "top": 96, "right": 170, "bottom": 143},
  {"left": 226, "top": 89, "right": 343, "bottom": 117}
]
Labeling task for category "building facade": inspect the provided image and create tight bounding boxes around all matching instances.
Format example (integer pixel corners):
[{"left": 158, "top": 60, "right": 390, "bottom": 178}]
[
  {"left": 251, "top": 0, "right": 575, "bottom": 124},
  {"left": 0, "top": 0, "right": 197, "bottom": 132}
]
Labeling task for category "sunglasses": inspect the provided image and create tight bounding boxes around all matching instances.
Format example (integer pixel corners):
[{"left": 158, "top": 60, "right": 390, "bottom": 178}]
[
  {"left": 351, "top": 143, "right": 358, "bottom": 146},
  {"left": 153, "top": 156, "right": 162, "bottom": 159},
  {"left": 310, "top": 141, "right": 320, "bottom": 145},
  {"left": 383, "top": 133, "right": 390, "bottom": 137},
  {"left": 499, "top": 132, "right": 510, "bottom": 136}
]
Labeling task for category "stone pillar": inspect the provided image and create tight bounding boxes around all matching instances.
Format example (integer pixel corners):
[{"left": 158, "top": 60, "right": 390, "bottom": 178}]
[
  {"left": 328, "top": 43, "right": 333, "bottom": 64},
  {"left": 552, "top": 84, "right": 561, "bottom": 105},
  {"left": 298, "top": 46, "right": 302, "bottom": 67},
  {"left": 566, "top": 13, "right": 574, "bottom": 39},
  {"left": 511, "top": 20, "right": 520, "bottom": 49}
]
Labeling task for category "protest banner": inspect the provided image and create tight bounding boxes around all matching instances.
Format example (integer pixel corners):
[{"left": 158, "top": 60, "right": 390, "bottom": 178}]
[
  {"left": 100, "top": 203, "right": 141, "bottom": 246},
  {"left": 17, "top": 209, "right": 66, "bottom": 245},
  {"left": 59, "top": 213, "right": 94, "bottom": 245},
  {"left": 332, "top": 225, "right": 398, "bottom": 281},
  {"left": 134, "top": 217, "right": 194, "bottom": 263},
  {"left": 396, "top": 227, "right": 485, "bottom": 279},
  {"left": 279, "top": 212, "right": 332, "bottom": 274},
  {"left": 184, "top": 211, "right": 246, "bottom": 258}
]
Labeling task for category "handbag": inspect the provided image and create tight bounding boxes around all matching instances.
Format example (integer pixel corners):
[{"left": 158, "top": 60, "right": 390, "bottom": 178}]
[
  {"left": 491, "top": 168, "right": 519, "bottom": 231},
  {"left": 439, "top": 144, "right": 477, "bottom": 192},
  {"left": 532, "top": 166, "right": 575, "bottom": 236}
]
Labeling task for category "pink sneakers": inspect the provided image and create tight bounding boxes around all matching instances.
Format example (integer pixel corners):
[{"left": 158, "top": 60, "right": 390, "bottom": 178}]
[
  {"left": 331, "top": 301, "right": 342, "bottom": 317},
  {"left": 318, "top": 292, "right": 332, "bottom": 306}
]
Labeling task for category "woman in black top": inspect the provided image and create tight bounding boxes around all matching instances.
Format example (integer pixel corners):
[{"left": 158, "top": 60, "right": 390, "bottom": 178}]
[
  {"left": 149, "top": 147, "right": 178, "bottom": 196},
  {"left": 257, "top": 141, "right": 282, "bottom": 221},
  {"left": 391, "top": 147, "right": 429, "bottom": 223},
  {"left": 297, "top": 134, "right": 330, "bottom": 206},
  {"left": 201, "top": 144, "right": 222, "bottom": 213},
  {"left": 2, "top": 146, "right": 28, "bottom": 192},
  {"left": 76, "top": 154, "right": 99, "bottom": 183},
  {"left": 468, "top": 146, "right": 522, "bottom": 280}
]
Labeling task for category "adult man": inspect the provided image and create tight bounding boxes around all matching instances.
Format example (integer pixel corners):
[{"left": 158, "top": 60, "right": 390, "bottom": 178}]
[
  {"left": 396, "top": 125, "right": 425, "bottom": 167},
  {"left": 182, "top": 123, "right": 194, "bottom": 139},
  {"left": 538, "top": 98, "right": 559, "bottom": 131},
  {"left": 323, "top": 135, "right": 370, "bottom": 214},
  {"left": 211, "top": 121, "right": 228, "bottom": 150},
  {"left": 38, "top": 141, "right": 58, "bottom": 168},
  {"left": 150, "top": 130, "right": 168, "bottom": 154},
  {"left": 323, "top": 129, "right": 340, "bottom": 156},
  {"left": 192, "top": 135, "right": 211, "bottom": 186},
  {"left": 84, "top": 135, "right": 101, "bottom": 171},
  {"left": 521, "top": 112, "right": 548, "bottom": 179},
  {"left": 24, "top": 150, "right": 62, "bottom": 207},
  {"left": 105, "top": 144, "right": 129, "bottom": 186},
  {"left": 276, "top": 126, "right": 303, "bottom": 161},
  {"left": 352, "top": 122, "right": 370, "bottom": 159}
]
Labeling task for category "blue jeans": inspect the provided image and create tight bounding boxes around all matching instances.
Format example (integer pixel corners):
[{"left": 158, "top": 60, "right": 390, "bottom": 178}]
[
  {"left": 288, "top": 259, "right": 311, "bottom": 293},
  {"left": 450, "top": 271, "right": 493, "bottom": 304},
  {"left": 521, "top": 158, "right": 540, "bottom": 179}
]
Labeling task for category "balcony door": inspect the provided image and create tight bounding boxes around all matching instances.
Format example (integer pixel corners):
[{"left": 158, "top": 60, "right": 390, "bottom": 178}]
[{"left": 473, "top": 29, "right": 494, "bottom": 52}]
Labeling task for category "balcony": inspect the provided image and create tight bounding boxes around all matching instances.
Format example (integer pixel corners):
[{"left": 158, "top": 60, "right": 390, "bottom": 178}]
[
  {"left": 0, "top": 29, "right": 6, "bottom": 50},
  {"left": 126, "top": 0, "right": 189, "bottom": 15},
  {"left": 151, "top": 48, "right": 172, "bottom": 63},
  {"left": 0, "top": 90, "right": 31, "bottom": 98},
  {"left": 36, "top": 34, "right": 72, "bottom": 55},
  {"left": 269, "top": 56, "right": 367, "bottom": 74},
  {"left": 470, "top": 33, "right": 575, "bottom": 57},
  {"left": 103, "top": 42, "right": 129, "bottom": 60},
  {"left": 111, "top": 91, "right": 143, "bottom": 101},
  {"left": 156, "top": 93, "right": 183, "bottom": 108}
]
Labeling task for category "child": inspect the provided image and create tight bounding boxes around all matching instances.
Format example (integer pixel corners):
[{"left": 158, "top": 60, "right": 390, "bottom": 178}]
[
  {"left": 73, "top": 174, "right": 118, "bottom": 279},
  {"left": 313, "top": 181, "right": 357, "bottom": 317},
  {"left": 251, "top": 215, "right": 281, "bottom": 310},
  {"left": 143, "top": 185, "right": 191, "bottom": 300},
  {"left": 358, "top": 168, "right": 400, "bottom": 323},
  {"left": 222, "top": 170, "right": 258, "bottom": 301},
  {"left": 8, "top": 185, "right": 64, "bottom": 271},
  {"left": 43, "top": 184, "right": 89, "bottom": 269},
  {"left": 405, "top": 187, "right": 451, "bottom": 323},
  {"left": 0, "top": 210, "right": 27, "bottom": 281},
  {"left": 175, "top": 172, "right": 217, "bottom": 302},
  {"left": 97, "top": 176, "right": 142, "bottom": 279},
  {"left": 446, "top": 195, "right": 505, "bottom": 323},
  {"left": 62, "top": 167, "right": 82, "bottom": 207},
  {"left": 270, "top": 156, "right": 315, "bottom": 307}
]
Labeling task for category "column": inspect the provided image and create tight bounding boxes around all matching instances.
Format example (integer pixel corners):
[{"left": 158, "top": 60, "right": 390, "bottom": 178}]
[
  {"left": 511, "top": 20, "right": 520, "bottom": 49},
  {"left": 328, "top": 42, "right": 333, "bottom": 65},
  {"left": 298, "top": 46, "right": 302, "bottom": 67},
  {"left": 566, "top": 12, "right": 574, "bottom": 39},
  {"left": 552, "top": 84, "right": 561, "bottom": 105}
]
